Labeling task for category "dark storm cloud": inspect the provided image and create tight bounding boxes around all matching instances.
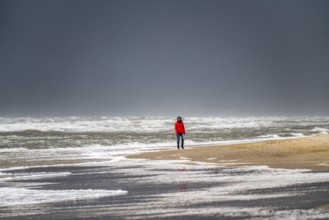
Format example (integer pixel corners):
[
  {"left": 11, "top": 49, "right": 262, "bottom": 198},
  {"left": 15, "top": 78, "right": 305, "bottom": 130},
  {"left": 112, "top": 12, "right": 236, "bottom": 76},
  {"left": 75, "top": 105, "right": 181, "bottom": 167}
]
[{"left": 1, "top": 0, "right": 329, "bottom": 116}]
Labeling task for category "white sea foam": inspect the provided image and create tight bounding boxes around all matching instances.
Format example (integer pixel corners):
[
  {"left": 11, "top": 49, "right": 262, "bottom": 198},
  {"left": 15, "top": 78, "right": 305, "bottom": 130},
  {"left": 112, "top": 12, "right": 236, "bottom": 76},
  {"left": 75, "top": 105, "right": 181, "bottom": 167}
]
[
  {"left": 312, "top": 127, "right": 328, "bottom": 134},
  {"left": 0, "top": 172, "right": 71, "bottom": 183},
  {"left": 0, "top": 116, "right": 327, "bottom": 153},
  {"left": 0, "top": 187, "right": 127, "bottom": 207},
  {"left": 1, "top": 116, "right": 328, "bottom": 218},
  {"left": 0, "top": 116, "right": 174, "bottom": 132},
  {"left": 1, "top": 144, "right": 329, "bottom": 218},
  {"left": 82, "top": 158, "right": 329, "bottom": 219},
  {"left": 257, "top": 134, "right": 281, "bottom": 139},
  {"left": 0, "top": 116, "right": 328, "bottom": 133},
  {"left": 0, "top": 136, "right": 287, "bottom": 171},
  {"left": 290, "top": 132, "right": 305, "bottom": 137},
  {"left": 0, "top": 166, "right": 126, "bottom": 208}
]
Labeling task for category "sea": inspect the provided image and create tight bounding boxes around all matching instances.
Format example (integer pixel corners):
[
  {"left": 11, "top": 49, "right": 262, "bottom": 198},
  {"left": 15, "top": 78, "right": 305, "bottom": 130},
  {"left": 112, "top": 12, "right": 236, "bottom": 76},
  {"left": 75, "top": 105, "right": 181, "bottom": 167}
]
[{"left": 1, "top": 116, "right": 329, "bottom": 219}]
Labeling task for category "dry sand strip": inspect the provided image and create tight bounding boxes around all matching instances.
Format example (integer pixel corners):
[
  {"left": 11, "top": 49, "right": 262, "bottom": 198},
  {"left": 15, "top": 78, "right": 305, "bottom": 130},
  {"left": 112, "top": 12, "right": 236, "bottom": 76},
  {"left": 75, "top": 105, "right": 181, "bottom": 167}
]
[{"left": 129, "top": 135, "right": 329, "bottom": 172}]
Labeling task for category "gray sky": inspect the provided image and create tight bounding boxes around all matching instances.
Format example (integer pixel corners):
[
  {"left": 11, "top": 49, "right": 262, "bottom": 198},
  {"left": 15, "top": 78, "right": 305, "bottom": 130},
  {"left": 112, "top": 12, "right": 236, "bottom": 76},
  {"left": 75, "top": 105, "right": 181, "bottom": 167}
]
[{"left": 1, "top": 0, "right": 329, "bottom": 117}]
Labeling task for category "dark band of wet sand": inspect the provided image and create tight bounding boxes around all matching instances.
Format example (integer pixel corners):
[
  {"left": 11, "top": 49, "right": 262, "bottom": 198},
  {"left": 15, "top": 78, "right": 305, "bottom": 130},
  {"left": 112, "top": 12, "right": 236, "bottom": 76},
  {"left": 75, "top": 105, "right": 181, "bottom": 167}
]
[{"left": 129, "top": 135, "right": 329, "bottom": 172}]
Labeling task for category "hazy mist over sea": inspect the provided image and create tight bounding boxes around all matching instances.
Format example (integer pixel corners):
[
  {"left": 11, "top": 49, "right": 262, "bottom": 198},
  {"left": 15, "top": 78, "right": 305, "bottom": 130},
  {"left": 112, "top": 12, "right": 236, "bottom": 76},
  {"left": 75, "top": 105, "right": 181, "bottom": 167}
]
[{"left": 1, "top": 0, "right": 329, "bottom": 117}]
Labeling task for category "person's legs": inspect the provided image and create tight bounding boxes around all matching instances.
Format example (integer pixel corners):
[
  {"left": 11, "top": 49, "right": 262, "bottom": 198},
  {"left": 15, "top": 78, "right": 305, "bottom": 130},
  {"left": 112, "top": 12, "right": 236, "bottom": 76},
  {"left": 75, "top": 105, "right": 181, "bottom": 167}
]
[
  {"left": 176, "top": 134, "right": 185, "bottom": 150},
  {"left": 176, "top": 134, "right": 180, "bottom": 149}
]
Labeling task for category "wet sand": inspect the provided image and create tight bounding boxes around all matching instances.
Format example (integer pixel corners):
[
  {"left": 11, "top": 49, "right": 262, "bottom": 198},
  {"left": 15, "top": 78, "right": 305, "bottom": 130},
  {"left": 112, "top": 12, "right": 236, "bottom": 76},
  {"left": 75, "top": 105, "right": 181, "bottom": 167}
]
[
  {"left": 2, "top": 135, "right": 329, "bottom": 219},
  {"left": 2, "top": 159, "right": 329, "bottom": 219},
  {"left": 129, "top": 135, "right": 329, "bottom": 171}
]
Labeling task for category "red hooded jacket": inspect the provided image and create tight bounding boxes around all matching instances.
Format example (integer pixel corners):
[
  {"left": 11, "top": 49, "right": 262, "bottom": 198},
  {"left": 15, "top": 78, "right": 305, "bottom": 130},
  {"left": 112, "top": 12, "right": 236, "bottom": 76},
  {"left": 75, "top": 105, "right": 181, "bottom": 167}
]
[{"left": 175, "top": 121, "right": 186, "bottom": 134}]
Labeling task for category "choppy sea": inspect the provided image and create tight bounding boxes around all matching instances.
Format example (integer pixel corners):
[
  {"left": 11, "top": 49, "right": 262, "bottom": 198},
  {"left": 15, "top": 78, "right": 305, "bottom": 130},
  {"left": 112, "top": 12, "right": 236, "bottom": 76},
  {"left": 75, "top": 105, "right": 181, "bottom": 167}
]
[{"left": 1, "top": 116, "right": 329, "bottom": 219}]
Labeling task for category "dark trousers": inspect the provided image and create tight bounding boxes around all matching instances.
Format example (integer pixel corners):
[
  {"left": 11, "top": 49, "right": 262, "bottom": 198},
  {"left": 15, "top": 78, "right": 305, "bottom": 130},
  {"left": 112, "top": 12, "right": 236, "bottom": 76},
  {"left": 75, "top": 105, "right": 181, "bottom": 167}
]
[{"left": 176, "top": 133, "right": 184, "bottom": 149}]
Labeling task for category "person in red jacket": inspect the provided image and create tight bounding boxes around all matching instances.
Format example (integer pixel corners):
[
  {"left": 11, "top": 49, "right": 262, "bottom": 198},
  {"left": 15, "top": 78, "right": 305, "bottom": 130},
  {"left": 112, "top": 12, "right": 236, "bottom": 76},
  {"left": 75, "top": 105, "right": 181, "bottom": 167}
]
[{"left": 175, "top": 116, "right": 186, "bottom": 149}]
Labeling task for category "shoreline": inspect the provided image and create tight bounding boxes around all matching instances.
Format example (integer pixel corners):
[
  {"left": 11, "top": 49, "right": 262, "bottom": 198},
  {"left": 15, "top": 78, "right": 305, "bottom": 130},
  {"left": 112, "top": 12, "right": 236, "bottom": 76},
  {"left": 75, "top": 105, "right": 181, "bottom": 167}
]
[
  {"left": 2, "top": 134, "right": 329, "bottom": 218},
  {"left": 129, "top": 134, "right": 329, "bottom": 171}
]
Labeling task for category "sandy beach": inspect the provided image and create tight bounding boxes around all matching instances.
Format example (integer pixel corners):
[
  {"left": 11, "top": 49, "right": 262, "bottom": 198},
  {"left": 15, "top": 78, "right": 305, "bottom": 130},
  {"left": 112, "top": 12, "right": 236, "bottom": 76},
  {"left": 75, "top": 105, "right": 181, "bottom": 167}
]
[
  {"left": 1, "top": 117, "right": 329, "bottom": 219},
  {"left": 1, "top": 133, "right": 329, "bottom": 219},
  {"left": 129, "top": 135, "right": 329, "bottom": 171}
]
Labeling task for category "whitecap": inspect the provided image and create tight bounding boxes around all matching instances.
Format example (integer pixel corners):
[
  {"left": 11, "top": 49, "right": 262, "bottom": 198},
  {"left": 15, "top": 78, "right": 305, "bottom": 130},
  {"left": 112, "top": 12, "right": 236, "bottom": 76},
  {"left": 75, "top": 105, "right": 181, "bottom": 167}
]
[{"left": 0, "top": 187, "right": 127, "bottom": 206}]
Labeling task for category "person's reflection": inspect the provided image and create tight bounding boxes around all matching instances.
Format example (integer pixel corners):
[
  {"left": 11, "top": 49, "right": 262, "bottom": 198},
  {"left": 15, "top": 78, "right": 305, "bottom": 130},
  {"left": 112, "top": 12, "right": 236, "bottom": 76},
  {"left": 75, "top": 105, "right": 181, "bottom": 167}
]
[{"left": 178, "top": 181, "right": 188, "bottom": 192}]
